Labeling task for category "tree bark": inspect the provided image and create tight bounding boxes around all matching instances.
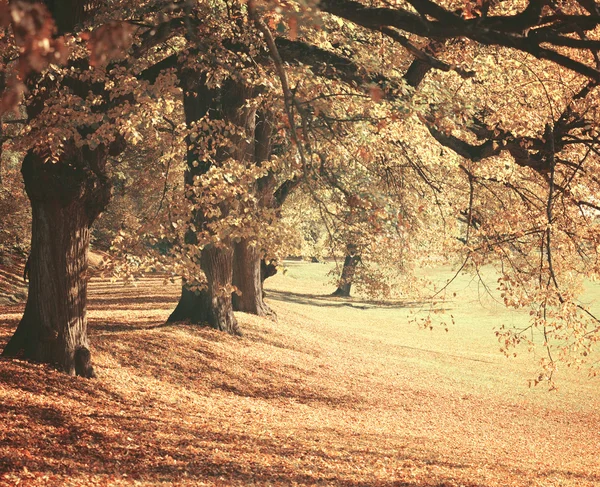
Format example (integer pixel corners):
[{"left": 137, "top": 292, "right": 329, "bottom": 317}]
[
  {"left": 261, "top": 258, "right": 277, "bottom": 284},
  {"left": 168, "top": 75, "right": 253, "bottom": 332},
  {"left": 201, "top": 244, "right": 240, "bottom": 333},
  {"left": 332, "top": 253, "right": 361, "bottom": 297},
  {"left": 230, "top": 109, "right": 277, "bottom": 317},
  {"left": 168, "top": 244, "right": 240, "bottom": 334},
  {"left": 2, "top": 148, "right": 110, "bottom": 376},
  {"left": 232, "top": 238, "right": 274, "bottom": 317}
]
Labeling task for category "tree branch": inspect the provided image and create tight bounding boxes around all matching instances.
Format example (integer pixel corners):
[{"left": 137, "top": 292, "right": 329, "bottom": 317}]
[{"left": 318, "top": 0, "right": 600, "bottom": 81}]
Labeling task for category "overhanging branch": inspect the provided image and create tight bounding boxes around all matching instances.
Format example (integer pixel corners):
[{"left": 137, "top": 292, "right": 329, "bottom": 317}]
[{"left": 318, "top": 0, "right": 600, "bottom": 81}]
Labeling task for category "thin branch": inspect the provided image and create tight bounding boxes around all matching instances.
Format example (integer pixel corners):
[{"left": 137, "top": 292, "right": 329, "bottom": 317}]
[
  {"left": 379, "top": 27, "right": 475, "bottom": 79},
  {"left": 248, "top": 2, "right": 311, "bottom": 177}
]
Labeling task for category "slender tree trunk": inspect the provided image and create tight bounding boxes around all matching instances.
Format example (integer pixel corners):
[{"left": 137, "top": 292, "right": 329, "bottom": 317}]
[
  {"left": 2, "top": 149, "right": 110, "bottom": 376},
  {"left": 232, "top": 238, "right": 273, "bottom": 316},
  {"left": 332, "top": 253, "right": 361, "bottom": 297}
]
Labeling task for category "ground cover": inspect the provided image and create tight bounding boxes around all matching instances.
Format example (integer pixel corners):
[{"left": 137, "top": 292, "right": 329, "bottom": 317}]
[
  {"left": 0, "top": 261, "right": 598, "bottom": 486},
  {"left": 0, "top": 258, "right": 26, "bottom": 306}
]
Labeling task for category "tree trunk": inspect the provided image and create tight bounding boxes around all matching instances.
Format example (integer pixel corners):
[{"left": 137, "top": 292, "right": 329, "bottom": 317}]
[
  {"left": 167, "top": 286, "right": 207, "bottom": 324},
  {"left": 168, "top": 252, "right": 240, "bottom": 333},
  {"left": 169, "top": 75, "right": 254, "bottom": 333},
  {"left": 230, "top": 110, "right": 277, "bottom": 316},
  {"left": 261, "top": 258, "right": 277, "bottom": 284},
  {"left": 332, "top": 253, "right": 361, "bottom": 297},
  {"left": 2, "top": 148, "right": 110, "bottom": 377},
  {"left": 168, "top": 245, "right": 239, "bottom": 334},
  {"left": 202, "top": 244, "right": 239, "bottom": 333},
  {"left": 232, "top": 238, "right": 273, "bottom": 317}
]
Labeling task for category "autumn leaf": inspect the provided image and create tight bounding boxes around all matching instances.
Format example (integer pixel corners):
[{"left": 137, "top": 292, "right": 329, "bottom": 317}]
[
  {"left": 367, "top": 84, "right": 384, "bottom": 103},
  {"left": 87, "top": 21, "right": 133, "bottom": 67}
]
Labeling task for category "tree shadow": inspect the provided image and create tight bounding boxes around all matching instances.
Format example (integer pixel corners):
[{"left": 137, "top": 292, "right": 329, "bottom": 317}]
[
  {"left": 2, "top": 367, "right": 590, "bottom": 487},
  {"left": 89, "top": 318, "right": 173, "bottom": 333},
  {"left": 0, "top": 316, "right": 20, "bottom": 346},
  {"left": 91, "top": 327, "right": 359, "bottom": 409},
  {"left": 266, "top": 289, "right": 443, "bottom": 311},
  {"left": 1, "top": 321, "right": 596, "bottom": 487},
  {"left": 242, "top": 329, "right": 323, "bottom": 356},
  {"left": 0, "top": 370, "right": 511, "bottom": 487},
  {"left": 87, "top": 294, "right": 178, "bottom": 310}
]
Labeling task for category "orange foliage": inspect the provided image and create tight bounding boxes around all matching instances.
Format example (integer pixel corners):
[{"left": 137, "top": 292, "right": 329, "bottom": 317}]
[{"left": 0, "top": 274, "right": 598, "bottom": 486}]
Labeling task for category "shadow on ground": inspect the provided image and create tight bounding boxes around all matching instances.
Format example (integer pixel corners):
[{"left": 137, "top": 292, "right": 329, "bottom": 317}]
[
  {"left": 1, "top": 277, "right": 597, "bottom": 487},
  {"left": 0, "top": 357, "right": 513, "bottom": 487},
  {"left": 265, "top": 289, "right": 441, "bottom": 311}
]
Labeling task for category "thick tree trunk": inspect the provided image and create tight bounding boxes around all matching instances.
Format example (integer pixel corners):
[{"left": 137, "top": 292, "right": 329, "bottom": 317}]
[
  {"left": 202, "top": 245, "right": 239, "bottom": 333},
  {"left": 2, "top": 149, "right": 110, "bottom": 377},
  {"left": 230, "top": 110, "right": 277, "bottom": 316},
  {"left": 168, "top": 245, "right": 240, "bottom": 334},
  {"left": 232, "top": 238, "right": 273, "bottom": 317},
  {"left": 169, "top": 75, "right": 254, "bottom": 333},
  {"left": 332, "top": 253, "right": 361, "bottom": 297},
  {"left": 166, "top": 286, "right": 208, "bottom": 324}
]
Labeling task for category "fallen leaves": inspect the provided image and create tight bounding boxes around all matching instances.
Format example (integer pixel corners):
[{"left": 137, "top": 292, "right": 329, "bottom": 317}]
[{"left": 0, "top": 268, "right": 598, "bottom": 486}]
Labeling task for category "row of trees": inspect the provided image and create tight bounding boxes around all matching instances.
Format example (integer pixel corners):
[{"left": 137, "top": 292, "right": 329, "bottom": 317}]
[{"left": 2, "top": 0, "right": 600, "bottom": 381}]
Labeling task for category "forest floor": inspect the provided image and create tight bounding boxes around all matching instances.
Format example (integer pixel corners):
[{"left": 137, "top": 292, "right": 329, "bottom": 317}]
[
  {"left": 0, "top": 258, "right": 26, "bottom": 306},
  {"left": 0, "top": 261, "right": 599, "bottom": 486}
]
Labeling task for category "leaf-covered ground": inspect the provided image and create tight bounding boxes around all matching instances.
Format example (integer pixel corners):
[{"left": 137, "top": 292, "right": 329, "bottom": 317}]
[
  {"left": 0, "top": 258, "right": 26, "bottom": 306},
  {"left": 0, "top": 262, "right": 599, "bottom": 486}
]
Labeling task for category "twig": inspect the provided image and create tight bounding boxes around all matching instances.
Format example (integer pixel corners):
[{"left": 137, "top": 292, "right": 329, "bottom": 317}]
[{"left": 247, "top": 1, "right": 310, "bottom": 176}]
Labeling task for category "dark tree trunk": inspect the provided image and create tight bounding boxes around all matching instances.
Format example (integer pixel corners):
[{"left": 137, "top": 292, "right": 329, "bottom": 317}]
[
  {"left": 51, "top": 0, "right": 87, "bottom": 34},
  {"left": 332, "top": 253, "right": 361, "bottom": 297},
  {"left": 2, "top": 148, "right": 110, "bottom": 376},
  {"left": 261, "top": 258, "right": 277, "bottom": 284},
  {"left": 168, "top": 72, "right": 215, "bottom": 327},
  {"left": 168, "top": 75, "right": 256, "bottom": 332},
  {"left": 167, "top": 286, "right": 206, "bottom": 324},
  {"left": 202, "top": 245, "right": 239, "bottom": 333},
  {"left": 168, "top": 244, "right": 240, "bottom": 334},
  {"left": 230, "top": 109, "right": 277, "bottom": 317},
  {"left": 232, "top": 239, "right": 273, "bottom": 317}
]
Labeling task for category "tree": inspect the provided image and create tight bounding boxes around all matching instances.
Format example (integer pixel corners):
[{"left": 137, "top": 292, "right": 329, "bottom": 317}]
[
  {"left": 317, "top": 0, "right": 600, "bottom": 82},
  {"left": 259, "top": 1, "right": 600, "bottom": 377},
  {"left": 166, "top": 71, "right": 249, "bottom": 334},
  {"left": 419, "top": 56, "right": 600, "bottom": 379},
  {"left": 231, "top": 110, "right": 278, "bottom": 317},
  {"left": 4, "top": 0, "right": 600, "bottom": 379},
  {"left": 331, "top": 244, "right": 360, "bottom": 297},
  {"left": 0, "top": 0, "right": 181, "bottom": 374},
  {"left": 0, "top": 2, "right": 114, "bottom": 376}
]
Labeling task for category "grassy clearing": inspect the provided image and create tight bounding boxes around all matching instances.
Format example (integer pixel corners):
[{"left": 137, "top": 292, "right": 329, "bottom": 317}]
[{"left": 0, "top": 261, "right": 598, "bottom": 486}]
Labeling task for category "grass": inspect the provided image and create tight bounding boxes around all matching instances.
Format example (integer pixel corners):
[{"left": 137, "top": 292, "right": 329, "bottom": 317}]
[{"left": 0, "top": 261, "right": 599, "bottom": 486}]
